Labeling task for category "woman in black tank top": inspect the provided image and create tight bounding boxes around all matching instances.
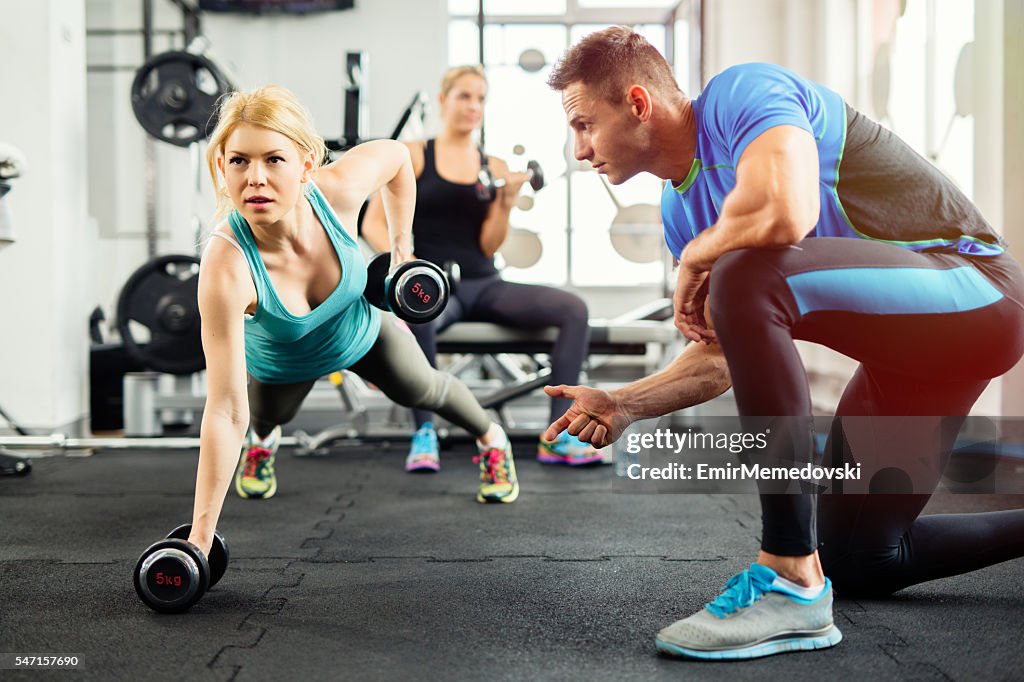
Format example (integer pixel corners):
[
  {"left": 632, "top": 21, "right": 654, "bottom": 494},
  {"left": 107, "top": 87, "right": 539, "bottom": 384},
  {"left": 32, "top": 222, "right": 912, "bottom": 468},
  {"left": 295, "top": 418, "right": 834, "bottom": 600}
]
[{"left": 364, "top": 66, "right": 600, "bottom": 472}]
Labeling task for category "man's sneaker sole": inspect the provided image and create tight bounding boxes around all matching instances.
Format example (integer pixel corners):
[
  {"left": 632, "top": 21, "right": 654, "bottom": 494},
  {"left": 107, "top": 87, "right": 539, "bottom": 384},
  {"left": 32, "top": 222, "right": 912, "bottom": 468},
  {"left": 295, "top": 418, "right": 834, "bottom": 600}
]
[{"left": 656, "top": 624, "right": 842, "bottom": 660}]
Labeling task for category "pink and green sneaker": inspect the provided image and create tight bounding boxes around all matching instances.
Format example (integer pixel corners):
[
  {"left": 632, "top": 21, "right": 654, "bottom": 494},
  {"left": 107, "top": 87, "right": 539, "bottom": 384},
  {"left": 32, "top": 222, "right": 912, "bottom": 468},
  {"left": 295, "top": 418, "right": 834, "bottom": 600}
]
[
  {"left": 474, "top": 439, "right": 519, "bottom": 503},
  {"left": 235, "top": 425, "right": 280, "bottom": 499}
]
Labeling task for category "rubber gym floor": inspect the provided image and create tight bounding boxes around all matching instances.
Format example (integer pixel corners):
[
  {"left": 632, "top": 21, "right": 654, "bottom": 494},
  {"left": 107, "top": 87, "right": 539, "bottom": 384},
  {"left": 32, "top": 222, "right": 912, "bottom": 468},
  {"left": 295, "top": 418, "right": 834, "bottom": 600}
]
[{"left": 2, "top": 440, "right": 1022, "bottom": 681}]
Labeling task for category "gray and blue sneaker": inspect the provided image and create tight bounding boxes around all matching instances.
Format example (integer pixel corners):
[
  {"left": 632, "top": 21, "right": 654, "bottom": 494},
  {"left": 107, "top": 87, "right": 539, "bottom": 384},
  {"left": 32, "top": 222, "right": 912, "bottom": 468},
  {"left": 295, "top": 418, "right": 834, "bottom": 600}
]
[
  {"left": 656, "top": 563, "right": 842, "bottom": 660},
  {"left": 405, "top": 423, "right": 440, "bottom": 473}
]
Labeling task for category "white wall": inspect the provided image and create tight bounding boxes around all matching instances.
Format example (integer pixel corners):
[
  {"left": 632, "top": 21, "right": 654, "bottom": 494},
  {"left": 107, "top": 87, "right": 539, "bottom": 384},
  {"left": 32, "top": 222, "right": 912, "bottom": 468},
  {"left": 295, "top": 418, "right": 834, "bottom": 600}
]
[
  {"left": 202, "top": 2, "right": 448, "bottom": 144},
  {"left": 702, "top": 0, "right": 859, "bottom": 92},
  {"left": 0, "top": 0, "right": 93, "bottom": 430},
  {"left": 975, "top": 0, "right": 1024, "bottom": 419}
]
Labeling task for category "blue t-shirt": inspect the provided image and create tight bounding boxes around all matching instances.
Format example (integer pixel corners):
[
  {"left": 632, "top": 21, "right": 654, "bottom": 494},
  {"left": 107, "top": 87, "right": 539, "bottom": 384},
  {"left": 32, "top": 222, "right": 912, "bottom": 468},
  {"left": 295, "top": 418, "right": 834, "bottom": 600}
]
[{"left": 661, "top": 63, "right": 1004, "bottom": 258}]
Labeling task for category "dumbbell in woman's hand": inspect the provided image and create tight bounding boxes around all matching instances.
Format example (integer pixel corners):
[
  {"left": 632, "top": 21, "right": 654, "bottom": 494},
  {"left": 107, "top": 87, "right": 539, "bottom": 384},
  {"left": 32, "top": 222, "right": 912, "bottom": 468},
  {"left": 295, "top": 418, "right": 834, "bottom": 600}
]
[
  {"left": 493, "top": 160, "right": 545, "bottom": 192},
  {"left": 363, "top": 253, "right": 450, "bottom": 323},
  {"left": 133, "top": 523, "right": 230, "bottom": 614}
]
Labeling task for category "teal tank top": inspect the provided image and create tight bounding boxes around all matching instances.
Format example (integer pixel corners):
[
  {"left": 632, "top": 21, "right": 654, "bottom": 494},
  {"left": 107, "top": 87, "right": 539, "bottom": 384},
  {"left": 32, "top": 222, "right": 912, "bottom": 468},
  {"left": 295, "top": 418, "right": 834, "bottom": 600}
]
[{"left": 227, "top": 181, "right": 381, "bottom": 384}]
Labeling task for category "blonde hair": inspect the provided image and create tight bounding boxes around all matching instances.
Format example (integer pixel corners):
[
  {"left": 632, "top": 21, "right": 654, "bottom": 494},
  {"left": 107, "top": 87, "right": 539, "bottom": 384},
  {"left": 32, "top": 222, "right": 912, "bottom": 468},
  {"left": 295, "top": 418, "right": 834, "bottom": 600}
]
[
  {"left": 205, "top": 84, "right": 328, "bottom": 218},
  {"left": 440, "top": 65, "right": 487, "bottom": 97}
]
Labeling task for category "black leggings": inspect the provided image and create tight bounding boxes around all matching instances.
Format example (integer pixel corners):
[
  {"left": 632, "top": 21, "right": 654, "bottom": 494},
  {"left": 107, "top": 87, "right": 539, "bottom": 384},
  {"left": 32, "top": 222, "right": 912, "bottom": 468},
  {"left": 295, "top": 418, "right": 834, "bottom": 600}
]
[
  {"left": 408, "top": 274, "right": 591, "bottom": 426},
  {"left": 708, "top": 238, "right": 1024, "bottom": 595}
]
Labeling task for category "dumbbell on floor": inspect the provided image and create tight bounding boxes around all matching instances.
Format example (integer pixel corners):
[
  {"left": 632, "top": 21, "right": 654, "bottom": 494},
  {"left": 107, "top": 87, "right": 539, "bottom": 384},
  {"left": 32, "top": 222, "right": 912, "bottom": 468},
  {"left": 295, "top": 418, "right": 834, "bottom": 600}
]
[
  {"left": 363, "top": 253, "right": 450, "bottom": 323},
  {"left": 134, "top": 523, "right": 229, "bottom": 614}
]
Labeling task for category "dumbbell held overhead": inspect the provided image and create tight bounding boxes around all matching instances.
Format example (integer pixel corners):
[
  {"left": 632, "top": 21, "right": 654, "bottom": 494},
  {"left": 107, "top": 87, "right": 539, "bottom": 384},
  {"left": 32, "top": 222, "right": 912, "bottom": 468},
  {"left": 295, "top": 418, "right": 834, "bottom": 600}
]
[
  {"left": 134, "top": 524, "right": 229, "bottom": 614},
  {"left": 363, "top": 253, "right": 450, "bottom": 323}
]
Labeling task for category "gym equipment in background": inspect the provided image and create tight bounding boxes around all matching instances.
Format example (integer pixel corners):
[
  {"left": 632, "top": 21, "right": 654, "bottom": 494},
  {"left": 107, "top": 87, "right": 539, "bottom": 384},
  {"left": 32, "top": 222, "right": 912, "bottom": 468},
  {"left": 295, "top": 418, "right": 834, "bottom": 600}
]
[
  {"left": 116, "top": 255, "right": 204, "bottom": 376},
  {"left": 130, "top": 50, "right": 233, "bottom": 148}
]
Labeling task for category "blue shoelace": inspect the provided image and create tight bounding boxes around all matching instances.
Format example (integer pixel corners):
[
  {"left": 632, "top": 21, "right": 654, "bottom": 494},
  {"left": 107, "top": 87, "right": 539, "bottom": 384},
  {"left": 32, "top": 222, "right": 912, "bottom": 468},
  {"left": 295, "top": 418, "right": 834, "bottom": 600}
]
[{"left": 705, "top": 566, "right": 776, "bottom": 618}]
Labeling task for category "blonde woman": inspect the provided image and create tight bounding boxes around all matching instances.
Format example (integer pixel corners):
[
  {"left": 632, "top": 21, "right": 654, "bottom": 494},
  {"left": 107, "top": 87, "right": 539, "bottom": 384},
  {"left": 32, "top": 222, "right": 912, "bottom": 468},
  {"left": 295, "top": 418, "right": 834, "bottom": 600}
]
[
  {"left": 363, "top": 66, "right": 598, "bottom": 473},
  {"left": 186, "top": 85, "right": 518, "bottom": 554}
]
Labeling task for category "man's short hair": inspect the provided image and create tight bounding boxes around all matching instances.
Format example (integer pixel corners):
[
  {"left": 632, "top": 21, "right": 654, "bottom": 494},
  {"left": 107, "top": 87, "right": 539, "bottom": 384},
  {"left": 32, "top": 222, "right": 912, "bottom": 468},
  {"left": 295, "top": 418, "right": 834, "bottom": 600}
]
[{"left": 547, "top": 26, "right": 683, "bottom": 103}]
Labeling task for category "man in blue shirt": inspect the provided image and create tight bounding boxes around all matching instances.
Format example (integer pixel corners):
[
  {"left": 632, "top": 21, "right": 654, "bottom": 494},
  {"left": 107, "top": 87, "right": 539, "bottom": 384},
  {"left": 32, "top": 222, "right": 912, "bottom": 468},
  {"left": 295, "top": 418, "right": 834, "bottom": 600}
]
[{"left": 544, "top": 26, "right": 1024, "bottom": 661}]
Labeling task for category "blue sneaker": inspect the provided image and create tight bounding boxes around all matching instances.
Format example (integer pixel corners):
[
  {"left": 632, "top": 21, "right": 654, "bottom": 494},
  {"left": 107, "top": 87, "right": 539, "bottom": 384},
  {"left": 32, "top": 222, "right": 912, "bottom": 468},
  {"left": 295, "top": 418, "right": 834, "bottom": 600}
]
[
  {"left": 405, "top": 424, "right": 440, "bottom": 473},
  {"left": 655, "top": 564, "right": 842, "bottom": 660},
  {"left": 537, "top": 431, "right": 604, "bottom": 466}
]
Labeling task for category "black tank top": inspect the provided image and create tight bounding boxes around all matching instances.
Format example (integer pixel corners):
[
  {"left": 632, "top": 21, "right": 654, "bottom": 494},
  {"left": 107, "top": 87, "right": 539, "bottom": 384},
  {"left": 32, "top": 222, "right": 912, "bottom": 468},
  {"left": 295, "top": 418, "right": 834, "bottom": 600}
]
[{"left": 412, "top": 139, "right": 498, "bottom": 279}]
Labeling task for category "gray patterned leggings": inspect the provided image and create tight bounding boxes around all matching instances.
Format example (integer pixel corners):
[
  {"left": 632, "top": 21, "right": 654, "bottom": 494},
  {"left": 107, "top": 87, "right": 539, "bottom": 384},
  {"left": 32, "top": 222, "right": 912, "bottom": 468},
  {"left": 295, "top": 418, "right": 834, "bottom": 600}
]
[{"left": 247, "top": 315, "right": 492, "bottom": 439}]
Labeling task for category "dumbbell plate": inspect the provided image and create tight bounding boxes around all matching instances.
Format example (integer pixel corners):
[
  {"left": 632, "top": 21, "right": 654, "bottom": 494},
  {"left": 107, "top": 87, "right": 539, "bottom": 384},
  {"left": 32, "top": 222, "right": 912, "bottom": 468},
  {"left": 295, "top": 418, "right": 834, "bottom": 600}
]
[
  {"left": 526, "top": 160, "right": 545, "bottom": 191},
  {"left": 389, "top": 263, "right": 449, "bottom": 323},
  {"left": 134, "top": 538, "right": 208, "bottom": 614},
  {"left": 167, "top": 523, "right": 230, "bottom": 588}
]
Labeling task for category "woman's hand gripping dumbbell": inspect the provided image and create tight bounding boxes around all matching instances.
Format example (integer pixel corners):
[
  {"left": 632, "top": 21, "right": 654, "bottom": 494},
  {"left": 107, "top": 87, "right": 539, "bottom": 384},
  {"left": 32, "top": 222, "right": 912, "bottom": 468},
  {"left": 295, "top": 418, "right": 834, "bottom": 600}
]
[
  {"left": 475, "top": 160, "right": 545, "bottom": 202},
  {"left": 362, "top": 253, "right": 451, "bottom": 323},
  {"left": 134, "top": 524, "right": 230, "bottom": 614}
]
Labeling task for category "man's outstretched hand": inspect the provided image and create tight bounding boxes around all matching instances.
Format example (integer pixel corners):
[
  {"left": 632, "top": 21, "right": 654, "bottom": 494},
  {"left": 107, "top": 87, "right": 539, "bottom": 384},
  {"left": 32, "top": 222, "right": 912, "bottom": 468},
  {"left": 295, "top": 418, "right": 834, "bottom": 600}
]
[{"left": 542, "top": 384, "right": 632, "bottom": 448}]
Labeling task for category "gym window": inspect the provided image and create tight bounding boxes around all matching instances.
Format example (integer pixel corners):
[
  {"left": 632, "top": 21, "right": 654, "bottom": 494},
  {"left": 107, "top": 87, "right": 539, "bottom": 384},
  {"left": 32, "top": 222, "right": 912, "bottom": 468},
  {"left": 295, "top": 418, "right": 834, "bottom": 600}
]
[
  {"left": 447, "top": 1, "right": 693, "bottom": 288},
  {"left": 863, "top": 0, "right": 976, "bottom": 199}
]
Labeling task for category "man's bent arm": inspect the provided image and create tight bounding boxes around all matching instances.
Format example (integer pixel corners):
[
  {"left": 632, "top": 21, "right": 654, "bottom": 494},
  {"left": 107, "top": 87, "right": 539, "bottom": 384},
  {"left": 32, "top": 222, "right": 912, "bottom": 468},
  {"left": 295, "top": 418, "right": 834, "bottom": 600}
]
[{"left": 682, "top": 125, "right": 820, "bottom": 272}]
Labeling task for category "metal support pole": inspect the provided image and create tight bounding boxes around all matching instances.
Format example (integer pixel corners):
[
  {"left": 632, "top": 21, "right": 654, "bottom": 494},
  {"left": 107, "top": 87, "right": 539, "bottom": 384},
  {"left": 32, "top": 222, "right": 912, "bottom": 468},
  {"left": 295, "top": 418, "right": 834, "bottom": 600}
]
[
  {"left": 478, "top": 0, "right": 486, "bottom": 148},
  {"left": 143, "top": 0, "right": 158, "bottom": 258}
]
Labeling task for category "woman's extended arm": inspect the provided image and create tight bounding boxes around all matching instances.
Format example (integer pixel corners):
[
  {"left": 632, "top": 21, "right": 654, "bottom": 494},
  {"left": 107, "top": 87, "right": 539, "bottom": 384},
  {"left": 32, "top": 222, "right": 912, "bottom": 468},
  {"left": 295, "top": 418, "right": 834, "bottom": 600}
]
[{"left": 187, "top": 241, "right": 253, "bottom": 557}]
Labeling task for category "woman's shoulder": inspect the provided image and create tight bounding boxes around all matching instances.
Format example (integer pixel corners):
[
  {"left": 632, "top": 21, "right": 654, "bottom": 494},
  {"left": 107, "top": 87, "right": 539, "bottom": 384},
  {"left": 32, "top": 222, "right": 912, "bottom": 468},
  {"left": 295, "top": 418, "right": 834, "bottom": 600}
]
[
  {"left": 203, "top": 220, "right": 246, "bottom": 267},
  {"left": 403, "top": 139, "right": 427, "bottom": 176},
  {"left": 200, "top": 223, "right": 254, "bottom": 305}
]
